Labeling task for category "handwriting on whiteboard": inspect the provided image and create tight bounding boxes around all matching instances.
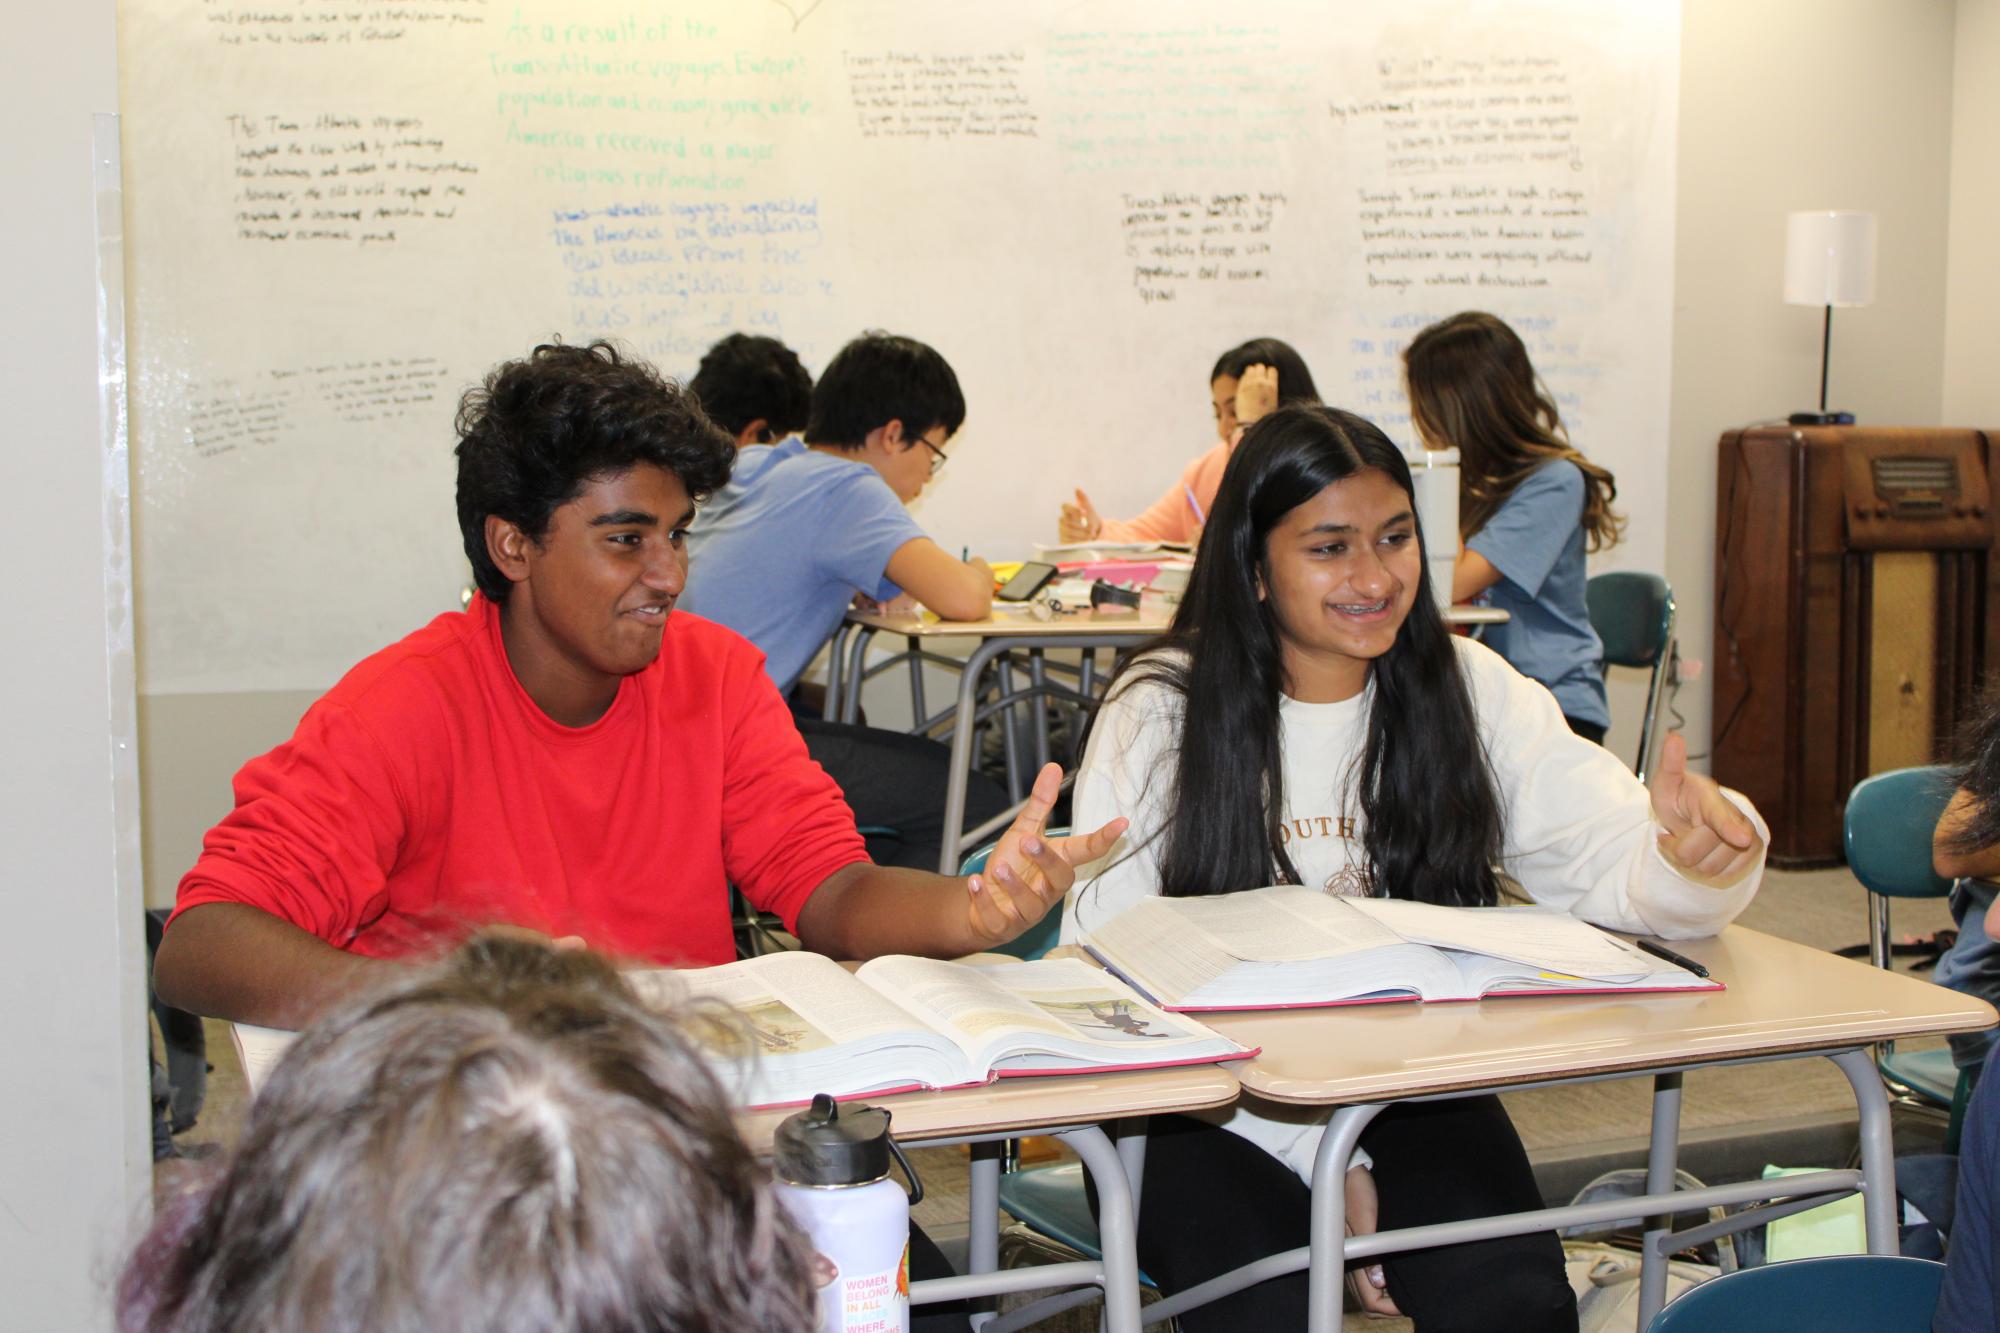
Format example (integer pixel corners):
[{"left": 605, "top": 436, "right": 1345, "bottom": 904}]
[
  {"left": 1120, "top": 190, "right": 1289, "bottom": 306},
  {"left": 227, "top": 112, "right": 478, "bottom": 246}
]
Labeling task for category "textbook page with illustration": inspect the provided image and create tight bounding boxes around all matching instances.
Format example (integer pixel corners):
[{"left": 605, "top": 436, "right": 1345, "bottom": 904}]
[
  {"left": 629, "top": 951, "right": 1252, "bottom": 1109},
  {"left": 1079, "top": 885, "right": 1722, "bottom": 1011}
]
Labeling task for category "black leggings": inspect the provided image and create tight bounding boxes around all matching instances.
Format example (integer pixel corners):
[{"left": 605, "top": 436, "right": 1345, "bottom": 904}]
[
  {"left": 796, "top": 719, "right": 1014, "bottom": 872},
  {"left": 1090, "top": 1098, "right": 1576, "bottom": 1332},
  {"left": 1565, "top": 716, "right": 1607, "bottom": 745}
]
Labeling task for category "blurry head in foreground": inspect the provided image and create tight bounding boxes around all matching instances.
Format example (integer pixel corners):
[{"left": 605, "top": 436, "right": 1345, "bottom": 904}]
[{"left": 120, "top": 933, "right": 817, "bottom": 1333}]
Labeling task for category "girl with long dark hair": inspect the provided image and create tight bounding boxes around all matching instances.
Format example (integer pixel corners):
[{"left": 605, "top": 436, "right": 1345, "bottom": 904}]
[
  {"left": 1058, "top": 336, "right": 1321, "bottom": 544},
  {"left": 1064, "top": 405, "right": 1766, "bottom": 1331},
  {"left": 1403, "top": 311, "right": 1624, "bottom": 742}
]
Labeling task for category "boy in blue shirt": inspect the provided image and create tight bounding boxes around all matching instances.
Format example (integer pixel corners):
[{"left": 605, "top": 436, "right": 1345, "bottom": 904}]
[{"left": 681, "top": 331, "right": 1008, "bottom": 869}]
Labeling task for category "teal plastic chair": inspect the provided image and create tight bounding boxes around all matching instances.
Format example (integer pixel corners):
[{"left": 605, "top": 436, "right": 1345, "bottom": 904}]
[
  {"left": 1844, "top": 765, "right": 1973, "bottom": 1151},
  {"left": 1645, "top": 1254, "right": 1944, "bottom": 1332},
  {"left": 1584, "top": 572, "right": 1676, "bottom": 781}
]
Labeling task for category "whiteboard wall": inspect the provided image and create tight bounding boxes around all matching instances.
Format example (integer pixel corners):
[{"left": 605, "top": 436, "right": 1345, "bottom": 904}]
[{"left": 122, "top": 0, "right": 1679, "bottom": 694}]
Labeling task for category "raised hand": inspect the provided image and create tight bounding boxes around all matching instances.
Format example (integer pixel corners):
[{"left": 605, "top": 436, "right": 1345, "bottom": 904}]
[
  {"left": 1234, "top": 363, "right": 1280, "bottom": 428},
  {"left": 965, "top": 762, "right": 1127, "bottom": 946},
  {"left": 1647, "top": 732, "right": 1762, "bottom": 887},
  {"left": 1059, "top": 488, "right": 1104, "bottom": 543}
]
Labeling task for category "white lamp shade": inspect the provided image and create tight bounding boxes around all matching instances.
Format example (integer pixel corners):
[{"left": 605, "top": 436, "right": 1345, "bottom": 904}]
[{"left": 1784, "top": 210, "right": 1878, "bottom": 307}]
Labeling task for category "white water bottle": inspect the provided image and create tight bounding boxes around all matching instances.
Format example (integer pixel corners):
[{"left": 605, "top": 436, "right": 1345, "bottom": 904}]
[
  {"left": 1412, "top": 447, "right": 1461, "bottom": 609},
  {"left": 773, "top": 1094, "right": 924, "bottom": 1333}
]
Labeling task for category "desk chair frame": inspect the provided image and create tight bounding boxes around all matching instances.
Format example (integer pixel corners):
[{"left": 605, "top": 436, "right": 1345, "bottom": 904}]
[
  {"left": 828, "top": 618, "right": 1153, "bottom": 872},
  {"left": 1585, "top": 571, "right": 1677, "bottom": 782},
  {"left": 1843, "top": 764, "right": 1975, "bottom": 1151},
  {"left": 956, "top": 833, "right": 1176, "bottom": 1328},
  {"left": 1141, "top": 1051, "right": 1898, "bottom": 1333}
]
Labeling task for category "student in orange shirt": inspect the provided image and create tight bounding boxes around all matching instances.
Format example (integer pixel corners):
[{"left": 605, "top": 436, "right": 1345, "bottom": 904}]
[{"left": 1058, "top": 337, "right": 1319, "bottom": 545}]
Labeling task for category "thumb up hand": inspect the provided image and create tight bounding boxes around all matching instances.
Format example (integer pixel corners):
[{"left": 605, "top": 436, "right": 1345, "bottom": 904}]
[{"left": 1647, "top": 733, "right": 1762, "bottom": 887}]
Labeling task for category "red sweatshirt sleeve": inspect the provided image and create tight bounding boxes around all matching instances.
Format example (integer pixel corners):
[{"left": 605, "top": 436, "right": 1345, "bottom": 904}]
[
  {"left": 715, "top": 654, "right": 870, "bottom": 933},
  {"left": 170, "top": 698, "right": 409, "bottom": 947}
]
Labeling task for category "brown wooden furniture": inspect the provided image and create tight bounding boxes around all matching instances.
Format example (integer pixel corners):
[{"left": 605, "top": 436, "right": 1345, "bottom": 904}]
[{"left": 1713, "top": 427, "right": 2000, "bottom": 864}]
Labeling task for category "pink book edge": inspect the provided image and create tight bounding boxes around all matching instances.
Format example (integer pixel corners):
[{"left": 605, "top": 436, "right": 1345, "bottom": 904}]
[
  {"left": 1158, "top": 978, "right": 1726, "bottom": 1014},
  {"left": 738, "top": 1047, "right": 1256, "bottom": 1111}
]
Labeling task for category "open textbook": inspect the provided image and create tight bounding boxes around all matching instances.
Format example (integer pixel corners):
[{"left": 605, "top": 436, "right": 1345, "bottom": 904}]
[
  {"left": 228, "top": 953, "right": 1251, "bottom": 1105},
  {"left": 1080, "top": 885, "right": 1723, "bottom": 1011},
  {"left": 629, "top": 952, "right": 1253, "bottom": 1109}
]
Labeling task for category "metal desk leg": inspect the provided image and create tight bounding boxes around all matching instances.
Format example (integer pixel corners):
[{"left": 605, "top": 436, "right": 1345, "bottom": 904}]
[
  {"left": 996, "top": 655, "right": 1024, "bottom": 801},
  {"left": 941, "top": 640, "right": 1010, "bottom": 874},
  {"left": 1029, "top": 650, "right": 1052, "bottom": 775},
  {"left": 1830, "top": 1047, "right": 1902, "bottom": 1254},
  {"left": 968, "top": 1142, "right": 1002, "bottom": 1329},
  {"left": 823, "top": 621, "right": 855, "bottom": 721},
  {"left": 1064, "top": 1125, "right": 1145, "bottom": 1333},
  {"left": 1636, "top": 1071, "right": 1684, "bottom": 1330},
  {"left": 840, "top": 626, "right": 878, "bottom": 725},
  {"left": 1307, "top": 1104, "right": 1386, "bottom": 1333},
  {"left": 1114, "top": 1118, "right": 1149, "bottom": 1219}
]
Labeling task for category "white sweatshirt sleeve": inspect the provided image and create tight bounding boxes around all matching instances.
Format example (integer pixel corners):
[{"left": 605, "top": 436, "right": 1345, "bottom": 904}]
[
  {"left": 1459, "top": 637, "right": 1766, "bottom": 939},
  {"left": 1061, "top": 669, "right": 1185, "bottom": 943}
]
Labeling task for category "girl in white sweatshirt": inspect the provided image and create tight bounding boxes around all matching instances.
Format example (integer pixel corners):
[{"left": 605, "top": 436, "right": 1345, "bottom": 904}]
[{"left": 1064, "top": 404, "right": 1767, "bottom": 1332}]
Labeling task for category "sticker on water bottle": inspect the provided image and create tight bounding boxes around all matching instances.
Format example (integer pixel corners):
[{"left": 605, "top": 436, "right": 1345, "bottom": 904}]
[{"left": 823, "top": 1240, "right": 908, "bottom": 1332}]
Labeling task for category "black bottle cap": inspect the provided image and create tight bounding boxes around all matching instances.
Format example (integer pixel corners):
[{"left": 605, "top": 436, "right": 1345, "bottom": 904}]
[{"left": 773, "top": 1094, "right": 893, "bottom": 1187}]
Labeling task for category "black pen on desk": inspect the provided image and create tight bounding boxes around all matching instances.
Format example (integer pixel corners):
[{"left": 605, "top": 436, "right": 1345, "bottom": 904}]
[{"left": 1635, "top": 938, "right": 1711, "bottom": 979}]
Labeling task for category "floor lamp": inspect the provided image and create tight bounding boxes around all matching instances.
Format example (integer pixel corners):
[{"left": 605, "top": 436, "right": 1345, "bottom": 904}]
[{"left": 1784, "top": 209, "right": 1877, "bottom": 427}]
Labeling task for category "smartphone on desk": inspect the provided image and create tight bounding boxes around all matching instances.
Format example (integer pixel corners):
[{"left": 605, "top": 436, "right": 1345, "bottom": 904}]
[{"left": 996, "top": 561, "right": 1058, "bottom": 602}]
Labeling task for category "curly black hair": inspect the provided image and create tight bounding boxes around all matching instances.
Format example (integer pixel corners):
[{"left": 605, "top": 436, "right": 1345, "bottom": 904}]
[
  {"left": 454, "top": 341, "right": 733, "bottom": 603},
  {"left": 688, "top": 333, "right": 813, "bottom": 442},
  {"left": 1944, "top": 676, "right": 2000, "bottom": 862}
]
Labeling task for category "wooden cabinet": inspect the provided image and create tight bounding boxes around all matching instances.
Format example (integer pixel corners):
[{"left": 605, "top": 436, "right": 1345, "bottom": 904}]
[{"left": 1712, "top": 428, "right": 1999, "bottom": 865}]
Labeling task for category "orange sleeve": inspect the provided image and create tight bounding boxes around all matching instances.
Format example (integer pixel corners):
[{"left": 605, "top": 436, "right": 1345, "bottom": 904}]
[{"left": 1098, "top": 444, "right": 1227, "bottom": 543}]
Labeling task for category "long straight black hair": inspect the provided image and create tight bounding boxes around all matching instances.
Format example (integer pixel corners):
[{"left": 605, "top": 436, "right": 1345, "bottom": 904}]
[{"left": 1116, "top": 404, "right": 1505, "bottom": 905}]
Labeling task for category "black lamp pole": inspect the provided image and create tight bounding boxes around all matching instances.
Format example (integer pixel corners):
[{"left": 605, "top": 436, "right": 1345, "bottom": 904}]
[
  {"left": 1818, "top": 304, "right": 1831, "bottom": 415},
  {"left": 1789, "top": 302, "right": 1850, "bottom": 426}
]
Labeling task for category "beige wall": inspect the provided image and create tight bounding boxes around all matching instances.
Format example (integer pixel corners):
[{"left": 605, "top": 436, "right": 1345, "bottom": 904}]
[
  {"left": 1945, "top": 0, "right": 2000, "bottom": 427},
  {"left": 141, "top": 690, "right": 324, "bottom": 909},
  {"left": 1665, "top": 0, "right": 1960, "bottom": 766}
]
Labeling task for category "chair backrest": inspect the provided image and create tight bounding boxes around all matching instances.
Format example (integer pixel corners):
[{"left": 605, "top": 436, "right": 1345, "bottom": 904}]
[
  {"left": 1586, "top": 571, "right": 1673, "bottom": 669},
  {"left": 1585, "top": 571, "right": 1676, "bottom": 781},
  {"left": 1843, "top": 766, "right": 1955, "bottom": 900},
  {"left": 1646, "top": 1254, "right": 1943, "bottom": 1332},
  {"left": 961, "top": 833, "right": 1068, "bottom": 961}
]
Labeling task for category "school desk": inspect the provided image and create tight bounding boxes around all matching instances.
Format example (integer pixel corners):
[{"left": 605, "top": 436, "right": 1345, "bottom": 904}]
[
  {"left": 824, "top": 597, "right": 1509, "bottom": 874},
  {"left": 1147, "top": 925, "right": 1999, "bottom": 1332},
  {"left": 738, "top": 1064, "right": 1241, "bottom": 1333}
]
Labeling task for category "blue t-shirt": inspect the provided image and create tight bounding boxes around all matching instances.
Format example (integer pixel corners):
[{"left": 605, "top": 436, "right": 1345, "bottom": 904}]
[
  {"left": 1934, "top": 878, "right": 2000, "bottom": 1071},
  {"left": 1465, "top": 459, "right": 1610, "bottom": 729},
  {"left": 681, "top": 439, "right": 925, "bottom": 693}
]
